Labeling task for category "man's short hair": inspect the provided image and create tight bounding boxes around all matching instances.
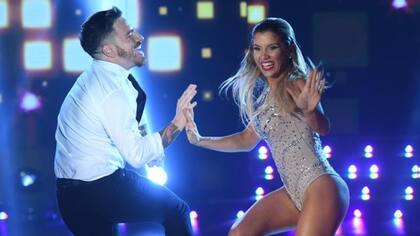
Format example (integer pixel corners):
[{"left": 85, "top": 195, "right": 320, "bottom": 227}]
[{"left": 79, "top": 7, "right": 122, "bottom": 58}]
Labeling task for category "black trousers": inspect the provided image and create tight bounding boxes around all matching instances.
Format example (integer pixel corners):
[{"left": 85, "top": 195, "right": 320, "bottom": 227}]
[{"left": 56, "top": 169, "right": 193, "bottom": 236}]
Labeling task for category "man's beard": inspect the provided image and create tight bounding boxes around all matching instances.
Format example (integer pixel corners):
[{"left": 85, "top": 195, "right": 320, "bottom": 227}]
[{"left": 115, "top": 45, "right": 145, "bottom": 66}]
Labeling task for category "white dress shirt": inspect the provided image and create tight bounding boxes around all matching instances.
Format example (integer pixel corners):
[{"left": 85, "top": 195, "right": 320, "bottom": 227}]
[{"left": 54, "top": 60, "right": 164, "bottom": 181}]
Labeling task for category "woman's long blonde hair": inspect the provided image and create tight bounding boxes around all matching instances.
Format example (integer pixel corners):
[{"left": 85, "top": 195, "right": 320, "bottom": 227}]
[{"left": 220, "top": 17, "right": 309, "bottom": 126}]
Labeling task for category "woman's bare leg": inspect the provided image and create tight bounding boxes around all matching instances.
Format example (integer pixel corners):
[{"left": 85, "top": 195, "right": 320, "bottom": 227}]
[
  {"left": 295, "top": 175, "right": 349, "bottom": 236},
  {"left": 229, "top": 187, "right": 301, "bottom": 236}
]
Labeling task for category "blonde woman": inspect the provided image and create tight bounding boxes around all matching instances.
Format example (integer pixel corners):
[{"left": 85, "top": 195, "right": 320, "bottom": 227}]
[{"left": 184, "top": 18, "right": 349, "bottom": 236}]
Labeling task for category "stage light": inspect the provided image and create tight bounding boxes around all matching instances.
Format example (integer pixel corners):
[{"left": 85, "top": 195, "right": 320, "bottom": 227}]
[
  {"left": 361, "top": 186, "right": 370, "bottom": 201},
  {"left": 189, "top": 211, "right": 198, "bottom": 220},
  {"left": 236, "top": 210, "right": 244, "bottom": 219},
  {"left": 405, "top": 145, "right": 413, "bottom": 153},
  {"left": 239, "top": 2, "right": 247, "bottom": 18},
  {"left": 0, "top": 0, "right": 8, "bottom": 28},
  {"left": 255, "top": 187, "right": 264, "bottom": 195},
  {"left": 146, "top": 166, "right": 167, "bottom": 185},
  {"left": 364, "top": 145, "right": 373, "bottom": 158},
  {"left": 255, "top": 187, "right": 264, "bottom": 200},
  {"left": 264, "top": 174, "right": 273, "bottom": 180},
  {"left": 347, "top": 165, "right": 357, "bottom": 179},
  {"left": 352, "top": 216, "right": 365, "bottom": 235},
  {"left": 392, "top": 0, "right": 408, "bottom": 9},
  {"left": 147, "top": 35, "right": 182, "bottom": 72},
  {"left": 323, "top": 145, "right": 332, "bottom": 158},
  {"left": 404, "top": 145, "right": 413, "bottom": 158},
  {"left": 264, "top": 166, "right": 273, "bottom": 174},
  {"left": 201, "top": 48, "right": 212, "bottom": 59},
  {"left": 20, "top": 170, "right": 36, "bottom": 187},
  {"left": 369, "top": 164, "right": 379, "bottom": 179},
  {"left": 412, "top": 165, "right": 420, "bottom": 179},
  {"left": 247, "top": 5, "right": 265, "bottom": 24},
  {"left": 202, "top": 90, "right": 213, "bottom": 101},
  {"left": 394, "top": 210, "right": 403, "bottom": 218},
  {"left": 393, "top": 210, "right": 405, "bottom": 234},
  {"left": 20, "top": 91, "right": 41, "bottom": 112},
  {"left": 159, "top": 6, "right": 168, "bottom": 16},
  {"left": 404, "top": 186, "right": 414, "bottom": 200},
  {"left": 258, "top": 146, "right": 268, "bottom": 154},
  {"left": 63, "top": 37, "right": 92, "bottom": 73},
  {"left": 258, "top": 146, "right": 268, "bottom": 160},
  {"left": 197, "top": 1, "right": 214, "bottom": 19},
  {"left": 190, "top": 210, "right": 199, "bottom": 233},
  {"left": 24, "top": 40, "right": 52, "bottom": 71},
  {"left": 0, "top": 211, "right": 8, "bottom": 221},
  {"left": 22, "top": 0, "right": 52, "bottom": 29},
  {"left": 353, "top": 209, "right": 362, "bottom": 218}
]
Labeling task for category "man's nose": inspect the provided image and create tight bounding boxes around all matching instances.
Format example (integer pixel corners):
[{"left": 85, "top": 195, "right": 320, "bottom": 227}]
[{"left": 133, "top": 32, "right": 144, "bottom": 43}]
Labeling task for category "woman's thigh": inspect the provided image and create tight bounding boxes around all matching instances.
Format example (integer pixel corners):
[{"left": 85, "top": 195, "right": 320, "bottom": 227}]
[
  {"left": 295, "top": 175, "right": 349, "bottom": 236},
  {"left": 229, "top": 187, "right": 301, "bottom": 236}
]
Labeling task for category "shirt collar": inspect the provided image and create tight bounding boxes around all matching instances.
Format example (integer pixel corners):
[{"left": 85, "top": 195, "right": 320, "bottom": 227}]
[{"left": 92, "top": 59, "right": 131, "bottom": 82}]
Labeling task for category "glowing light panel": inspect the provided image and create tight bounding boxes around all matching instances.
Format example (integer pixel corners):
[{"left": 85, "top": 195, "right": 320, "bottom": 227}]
[
  {"left": 392, "top": 0, "right": 408, "bottom": 9},
  {"left": 201, "top": 48, "right": 212, "bottom": 59},
  {"left": 197, "top": 1, "right": 214, "bottom": 19},
  {"left": 22, "top": 0, "right": 52, "bottom": 28},
  {"left": 147, "top": 35, "right": 182, "bottom": 72},
  {"left": 159, "top": 6, "right": 168, "bottom": 15},
  {"left": 0, "top": 0, "right": 8, "bottom": 28},
  {"left": 247, "top": 5, "right": 265, "bottom": 24},
  {"left": 24, "top": 40, "right": 52, "bottom": 71},
  {"left": 240, "top": 2, "right": 247, "bottom": 18},
  {"left": 63, "top": 37, "right": 92, "bottom": 73}
]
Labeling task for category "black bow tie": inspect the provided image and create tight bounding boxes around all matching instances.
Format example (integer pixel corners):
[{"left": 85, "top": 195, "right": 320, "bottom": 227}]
[{"left": 128, "top": 74, "right": 146, "bottom": 123}]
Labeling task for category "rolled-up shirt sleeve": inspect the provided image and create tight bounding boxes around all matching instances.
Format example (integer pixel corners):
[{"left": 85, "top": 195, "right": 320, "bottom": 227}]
[{"left": 100, "top": 89, "right": 164, "bottom": 168}]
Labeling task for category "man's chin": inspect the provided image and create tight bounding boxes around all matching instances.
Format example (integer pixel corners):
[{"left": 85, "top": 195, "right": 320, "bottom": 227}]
[{"left": 135, "top": 58, "right": 146, "bottom": 67}]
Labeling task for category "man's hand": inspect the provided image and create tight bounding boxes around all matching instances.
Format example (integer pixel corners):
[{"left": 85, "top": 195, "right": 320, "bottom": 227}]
[
  {"left": 172, "top": 84, "right": 197, "bottom": 129},
  {"left": 159, "top": 84, "right": 197, "bottom": 149}
]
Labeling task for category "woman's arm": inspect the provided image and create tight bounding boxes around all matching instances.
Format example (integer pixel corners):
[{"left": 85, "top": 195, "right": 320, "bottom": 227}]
[{"left": 184, "top": 109, "right": 260, "bottom": 152}]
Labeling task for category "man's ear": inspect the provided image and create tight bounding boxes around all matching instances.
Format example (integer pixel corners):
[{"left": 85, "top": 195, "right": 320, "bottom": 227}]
[{"left": 102, "top": 44, "right": 116, "bottom": 58}]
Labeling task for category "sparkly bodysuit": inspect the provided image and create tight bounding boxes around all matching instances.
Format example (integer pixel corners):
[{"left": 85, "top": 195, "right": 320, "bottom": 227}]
[{"left": 255, "top": 102, "right": 339, "bottom": 211}]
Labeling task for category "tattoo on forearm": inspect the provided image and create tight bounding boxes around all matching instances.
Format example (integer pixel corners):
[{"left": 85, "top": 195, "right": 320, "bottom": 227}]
[{"left": 159, "top": 123, "right": 181, "bottom": 148}]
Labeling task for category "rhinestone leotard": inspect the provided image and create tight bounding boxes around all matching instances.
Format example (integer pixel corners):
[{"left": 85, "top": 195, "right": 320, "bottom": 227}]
[{"left": 255, "top": 103, "right": 339, "bottom": 211}]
